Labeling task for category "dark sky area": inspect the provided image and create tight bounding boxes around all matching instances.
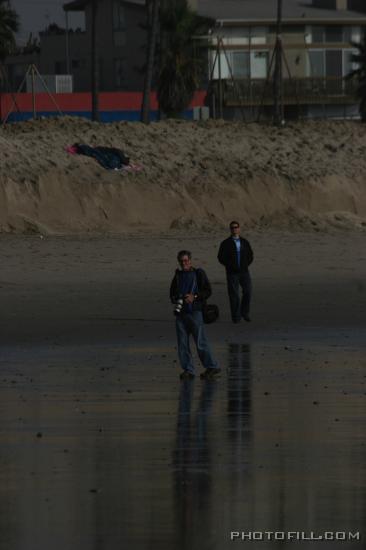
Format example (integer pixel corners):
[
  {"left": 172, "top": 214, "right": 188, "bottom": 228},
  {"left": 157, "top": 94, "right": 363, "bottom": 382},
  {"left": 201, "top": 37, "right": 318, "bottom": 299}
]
[{"left": 11, "top": 0, "right": 85, "bottom": 44}]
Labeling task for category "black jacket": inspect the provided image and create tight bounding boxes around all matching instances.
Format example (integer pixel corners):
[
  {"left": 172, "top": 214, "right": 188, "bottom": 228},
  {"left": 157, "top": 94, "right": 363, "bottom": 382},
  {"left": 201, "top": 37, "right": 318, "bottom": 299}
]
[
  {"left": 218, "top": 236, "right": 254, "bottom": 273},
  {"left": 170, "top": 268, "right": 212, "bottom": 311}
]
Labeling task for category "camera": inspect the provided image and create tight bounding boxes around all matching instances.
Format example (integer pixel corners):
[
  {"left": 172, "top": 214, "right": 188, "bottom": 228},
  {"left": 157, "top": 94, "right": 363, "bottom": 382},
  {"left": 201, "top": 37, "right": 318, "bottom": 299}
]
[{"left": 174, "top": 297, "right": 184, "bottom": 316}]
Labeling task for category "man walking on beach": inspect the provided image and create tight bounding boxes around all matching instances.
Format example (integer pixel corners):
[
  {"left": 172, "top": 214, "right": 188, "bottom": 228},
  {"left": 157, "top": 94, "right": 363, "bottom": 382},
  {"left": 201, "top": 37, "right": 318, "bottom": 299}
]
[
  {"left": 170, "top": 250, "right": 220, "bottom": 380},
  {"left": 218, "top": 221, "right": 254, "bottom": 324}
]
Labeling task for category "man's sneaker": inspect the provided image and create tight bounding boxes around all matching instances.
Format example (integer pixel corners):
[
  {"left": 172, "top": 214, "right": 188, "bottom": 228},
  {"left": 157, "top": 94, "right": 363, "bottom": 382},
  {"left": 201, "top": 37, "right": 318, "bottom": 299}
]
[
  {"left": 243, "top": 315, "right": 251, "bottom": 322},
  {"left": 200, "top": 368, "right": 221, "bottom": 380},
  {"left": 180, "top": 371, "right": 195, "bottom": 380}
]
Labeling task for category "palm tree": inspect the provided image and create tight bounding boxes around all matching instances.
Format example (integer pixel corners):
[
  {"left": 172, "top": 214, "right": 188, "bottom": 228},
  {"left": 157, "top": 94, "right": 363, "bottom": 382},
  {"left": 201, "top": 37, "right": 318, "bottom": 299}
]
[
  {"left": 347, "top": 39, "right": 366, "bottom": 121},
  {"left": 0, "top": 0, "right": 19, "bottom": 61},
  {"left": 157, "top": 0, "right": 212, "bottom": 118},
  {"left": 141, "top": 0, "right": 160, "bottom": 124}
]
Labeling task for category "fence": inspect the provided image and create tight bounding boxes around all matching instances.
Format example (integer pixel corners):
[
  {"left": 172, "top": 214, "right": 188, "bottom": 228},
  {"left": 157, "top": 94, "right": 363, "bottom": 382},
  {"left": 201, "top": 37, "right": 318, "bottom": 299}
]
[{"left": 218, "top": 77, "right": 359, "bottom": 106}]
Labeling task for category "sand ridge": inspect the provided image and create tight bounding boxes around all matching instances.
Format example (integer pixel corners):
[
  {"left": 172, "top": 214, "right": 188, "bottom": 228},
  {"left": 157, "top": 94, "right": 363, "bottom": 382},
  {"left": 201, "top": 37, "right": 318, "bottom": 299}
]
[{"left": 0, "top": 117, "right": 366, "bottom": 234}]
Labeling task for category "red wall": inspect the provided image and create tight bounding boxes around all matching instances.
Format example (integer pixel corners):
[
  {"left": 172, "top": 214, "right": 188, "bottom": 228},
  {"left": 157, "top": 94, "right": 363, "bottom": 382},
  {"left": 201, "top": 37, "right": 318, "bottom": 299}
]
[{"left": 0, "top": 91, "right": 207, "bottom": 118}]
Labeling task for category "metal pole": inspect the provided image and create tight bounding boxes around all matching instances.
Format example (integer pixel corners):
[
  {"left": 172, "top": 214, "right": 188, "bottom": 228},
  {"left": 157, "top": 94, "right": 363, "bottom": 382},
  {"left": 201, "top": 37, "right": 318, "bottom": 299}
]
[
  {"left": 91, "top": 0, "right": 99, "bottom": 121},
  {"left": 31, "top": 65, "right": 36, "bottom": 119},
  {"left": 257, "top": 47, "right": 276, "bottom": 123},
  {"left": 273, "top": 0, "right": 283, "bottom": 126},
  {"left": 208, "top": 40, "right": 220, "bottom": 119},
  {"left": 2, "top": 65, "right": 32, "bottom": 124},
  {"left": 141, "top": 0, "right": 160, "bottom": 124},
  {"left": 249, "top": 27, "right": 253, "bottom": 121},
  {"left": 65, "top": 11, "right": 70, "bottom": 75},
  {"left": 218, "top": 37, "right": 223, "bottom": 119},
  {"left": 33, "top": 64, "right": 63, "bottom": 115},
  {"left": 220, "top": 38, "right": 246, "bottom": 121}
]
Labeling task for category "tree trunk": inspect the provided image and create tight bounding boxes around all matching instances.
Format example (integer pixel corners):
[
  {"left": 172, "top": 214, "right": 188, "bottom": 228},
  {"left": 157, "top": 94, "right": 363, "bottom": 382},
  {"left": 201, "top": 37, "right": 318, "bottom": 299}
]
[
  {"left": 91, "top": 0, "right": 99, "bottom": 122},
  {"left": 141, "top": 0, "right": 160, "bottom": 124}
]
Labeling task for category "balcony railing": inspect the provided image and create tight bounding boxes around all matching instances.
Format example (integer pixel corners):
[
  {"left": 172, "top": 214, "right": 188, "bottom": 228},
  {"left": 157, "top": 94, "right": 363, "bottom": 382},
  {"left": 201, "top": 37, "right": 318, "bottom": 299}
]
[{"left": 211, "top": 77, "right": 359, "bottom": 106}]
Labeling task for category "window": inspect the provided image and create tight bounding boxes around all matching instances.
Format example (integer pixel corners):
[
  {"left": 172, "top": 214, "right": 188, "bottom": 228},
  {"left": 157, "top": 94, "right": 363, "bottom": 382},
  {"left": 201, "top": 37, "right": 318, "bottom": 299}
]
[
  {"left": 308, "top": 50, "right": 325, "bottom": 77},
  {"left": 250, "top": 51, "right": 268, "bottom": 79},
  {"left": 250, "top": 26, "right": 267, "bottom": 45},
  {"left": 325, "top": 26, "right": 343, "bottom": 43},
  {"left": 113, "top": 0, "right": 125, "bottom": 30},
  {"left": 310, "top": 26, "right": 353, "bottom": 44},
  {"left": 312, "top": 26, "right": 325, "bottom": 43},
  {"left": 343, "top": 49, "right": 357, "bottom": 77},
  {"left": 232, "top": 52, "right": 250, "bottom": 78},
  {"left": 114, "top": 58, "right": 125, "bottom": 88},
  {"left": 114, "top": 30, "right": 126, "bottom": 47},
  {"left": 210, "top": 49, "right": 268, "bottom": 80},
  {"left": 326, "top": 50, "right": 342, "bottom": 77},
  {"left": 346, "top": 26, "right": 362, "bottom": 43},
  {"left": 55, "top": 61, "right": 66, "bottom": 73},
  {"left": 308, "top": 49, "right": 345, "bottom": 78},
  {"left": 343, "top": 26, "right": 353, "bottom": 43},
  {"left": 112, "top": 0, "right": 126, "bottom": 46}
]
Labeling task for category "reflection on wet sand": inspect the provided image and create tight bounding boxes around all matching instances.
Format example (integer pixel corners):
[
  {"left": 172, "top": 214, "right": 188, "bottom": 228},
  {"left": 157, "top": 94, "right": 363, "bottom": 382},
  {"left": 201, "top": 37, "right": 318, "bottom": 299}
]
[
  {"left": 227, "top": 342, "right": 252, "bottom": 450},
  {"left": 173, "top": 379, "right": 218, "bottom": 549},
  {"left": 172, "top": 343, "right": 253, "bottom": 550},
  {"left": 0, "top": 340, "right": 365, "bottom": 550}
]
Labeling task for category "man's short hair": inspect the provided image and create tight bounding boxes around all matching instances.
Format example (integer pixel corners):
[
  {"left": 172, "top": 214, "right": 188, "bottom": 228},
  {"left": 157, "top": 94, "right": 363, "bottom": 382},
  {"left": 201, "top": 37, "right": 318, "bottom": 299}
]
[
  {"left": 229, "top": 220, "right": 240, "bottom": 228},
  {"left": 177, "top": 250, "right": 192, "bottom": 261}
]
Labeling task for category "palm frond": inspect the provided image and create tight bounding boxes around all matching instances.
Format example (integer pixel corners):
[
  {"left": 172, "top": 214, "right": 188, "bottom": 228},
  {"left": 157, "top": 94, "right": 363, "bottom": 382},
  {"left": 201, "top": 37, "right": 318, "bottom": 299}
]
[
  {"left": 346, "top": 39, "right": 366, "bottom": 120},
  {"left": 158, "top": 0, "right": 212, "bottom": 116},
  {"left": 0, "top": 1, "right": 19, "bottom": 60}
]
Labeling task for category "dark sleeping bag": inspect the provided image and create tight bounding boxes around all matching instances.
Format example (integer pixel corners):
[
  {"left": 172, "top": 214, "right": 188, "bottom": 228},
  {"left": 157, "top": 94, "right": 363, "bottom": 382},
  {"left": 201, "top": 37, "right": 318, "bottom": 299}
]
[{"left": 74, "top": 144, "right": 130, "bottom": 170}]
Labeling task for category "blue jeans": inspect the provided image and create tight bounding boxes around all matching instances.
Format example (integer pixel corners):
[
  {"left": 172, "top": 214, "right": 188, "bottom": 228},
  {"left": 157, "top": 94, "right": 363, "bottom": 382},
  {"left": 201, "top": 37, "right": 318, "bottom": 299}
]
[{"left": 175, "top": 310, "right": 218, "bottom": 375}]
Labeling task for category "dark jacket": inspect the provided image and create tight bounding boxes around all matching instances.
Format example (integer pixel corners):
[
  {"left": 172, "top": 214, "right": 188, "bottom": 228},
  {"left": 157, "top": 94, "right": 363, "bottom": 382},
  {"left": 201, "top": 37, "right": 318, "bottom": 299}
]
[
  {"left": 170, "top": 268, "right": 212, "bottom": 312},
  {"left": 218, "top": 236, "right": 254, "bottom": 274}
]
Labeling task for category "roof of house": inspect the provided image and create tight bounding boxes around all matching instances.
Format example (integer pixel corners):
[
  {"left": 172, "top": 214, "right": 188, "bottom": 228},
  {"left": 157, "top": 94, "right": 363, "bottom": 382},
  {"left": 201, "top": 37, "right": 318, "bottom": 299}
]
[
  {"left": 63, "top": 0, "right": 144, "bottom": 12},
  {"left": 63, "top": 0, "right": 88, "bottom": 11},
  {"left": 63, "top": 0, "right": 366, "bottom": 23},
  {"left": 196, "top": 0, "right": 366, "bottom": 24}
]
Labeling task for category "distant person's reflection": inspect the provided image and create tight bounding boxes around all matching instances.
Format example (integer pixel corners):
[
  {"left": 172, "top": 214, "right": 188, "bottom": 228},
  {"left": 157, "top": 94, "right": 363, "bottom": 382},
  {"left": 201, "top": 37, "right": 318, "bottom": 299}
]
[
  {"left": 227, "top": 343, "right": 252, "bottom": 454},
  {"left": 173, "top": 380, "right": 218, "bottom": 549}
]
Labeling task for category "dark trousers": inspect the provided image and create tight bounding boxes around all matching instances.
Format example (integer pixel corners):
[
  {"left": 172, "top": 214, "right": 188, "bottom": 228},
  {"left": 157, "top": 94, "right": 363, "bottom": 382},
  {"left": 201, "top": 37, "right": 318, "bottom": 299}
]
[{"left": 226, "top": 271, "right": 252, "bottom": 322}]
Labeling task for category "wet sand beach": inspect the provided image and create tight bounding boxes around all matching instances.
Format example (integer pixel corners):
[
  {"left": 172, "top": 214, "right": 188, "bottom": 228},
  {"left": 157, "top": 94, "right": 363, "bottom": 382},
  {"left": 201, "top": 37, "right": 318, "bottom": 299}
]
[{"left": 0, "top": 232, "right": 365, "bottom": 550}]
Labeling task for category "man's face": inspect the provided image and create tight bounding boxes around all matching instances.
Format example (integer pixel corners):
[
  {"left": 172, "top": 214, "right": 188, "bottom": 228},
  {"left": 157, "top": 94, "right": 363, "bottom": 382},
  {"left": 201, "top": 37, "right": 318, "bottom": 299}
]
[
  {"left": 179, "top": 255, "right": 192, "bottom": 271},
  {"left": 230, "top": 223, "right": 240, "bottom": 237}
]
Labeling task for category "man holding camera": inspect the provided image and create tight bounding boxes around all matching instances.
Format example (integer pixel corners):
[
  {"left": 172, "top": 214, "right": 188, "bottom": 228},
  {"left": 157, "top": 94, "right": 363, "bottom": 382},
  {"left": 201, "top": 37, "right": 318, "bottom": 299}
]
[
  {"left": 170, "top": 250, "right": 220, "bottom": 380},
  {"left": 218, "top": 221, "right": 254, "bottom": 324}
]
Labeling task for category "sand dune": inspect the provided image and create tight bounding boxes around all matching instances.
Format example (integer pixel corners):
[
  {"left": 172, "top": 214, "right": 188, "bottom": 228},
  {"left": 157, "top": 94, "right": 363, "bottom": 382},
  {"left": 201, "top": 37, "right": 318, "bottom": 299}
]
[{"left": 0, "top": 117, "right": 365, "bottom": 234}]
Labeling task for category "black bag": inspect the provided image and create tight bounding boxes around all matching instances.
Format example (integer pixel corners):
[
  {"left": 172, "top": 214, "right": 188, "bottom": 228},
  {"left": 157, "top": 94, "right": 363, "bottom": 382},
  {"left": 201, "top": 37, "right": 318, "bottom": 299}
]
[{"left": 202, "top": 303, "right": 219, "bottom": 324}]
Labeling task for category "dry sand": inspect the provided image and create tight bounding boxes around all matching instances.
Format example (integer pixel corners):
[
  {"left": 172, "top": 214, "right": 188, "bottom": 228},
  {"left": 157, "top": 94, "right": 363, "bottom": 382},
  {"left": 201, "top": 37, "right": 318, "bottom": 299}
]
[{"left": 0, "top": 118, "right": 366, "bottom": 234}]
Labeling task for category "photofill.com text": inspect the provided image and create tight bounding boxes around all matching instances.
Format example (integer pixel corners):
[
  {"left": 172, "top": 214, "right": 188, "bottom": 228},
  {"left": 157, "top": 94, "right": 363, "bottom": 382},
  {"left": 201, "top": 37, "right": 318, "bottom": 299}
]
[{"left": 230, "top": 531, "right": 361, "bottom": 542}]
